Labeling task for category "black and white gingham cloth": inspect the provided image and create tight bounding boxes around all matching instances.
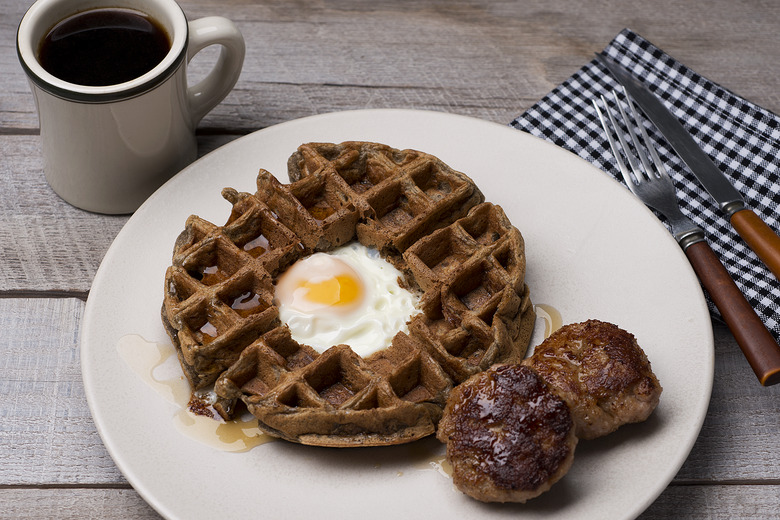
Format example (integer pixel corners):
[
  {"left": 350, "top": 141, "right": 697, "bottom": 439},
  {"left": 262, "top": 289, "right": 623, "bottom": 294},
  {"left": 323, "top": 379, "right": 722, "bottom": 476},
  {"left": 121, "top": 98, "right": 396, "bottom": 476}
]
[{"left": 511, "top": 28, "right": 780, "bottom": 341}]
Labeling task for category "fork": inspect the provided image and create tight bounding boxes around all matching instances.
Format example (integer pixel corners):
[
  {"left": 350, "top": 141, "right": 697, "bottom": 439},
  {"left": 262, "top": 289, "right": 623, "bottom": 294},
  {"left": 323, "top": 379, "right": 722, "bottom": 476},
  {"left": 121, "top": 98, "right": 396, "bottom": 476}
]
[{"left": 594, "top": 88, "right": 780, "bottom": 386}]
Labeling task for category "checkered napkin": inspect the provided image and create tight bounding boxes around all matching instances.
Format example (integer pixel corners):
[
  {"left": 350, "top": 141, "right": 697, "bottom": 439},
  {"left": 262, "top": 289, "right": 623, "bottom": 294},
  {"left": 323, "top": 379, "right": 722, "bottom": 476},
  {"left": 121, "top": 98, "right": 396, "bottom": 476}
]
[{"left": 511, "top": 28, "right": 780, "bottom": 341}]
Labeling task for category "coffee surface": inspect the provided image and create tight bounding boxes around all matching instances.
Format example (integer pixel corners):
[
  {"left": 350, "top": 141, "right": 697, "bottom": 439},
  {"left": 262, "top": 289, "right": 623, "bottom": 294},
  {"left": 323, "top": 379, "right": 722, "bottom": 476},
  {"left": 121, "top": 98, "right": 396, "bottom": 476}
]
[{"left": 38, "top": 8, "right": 170, "bottom": 86}]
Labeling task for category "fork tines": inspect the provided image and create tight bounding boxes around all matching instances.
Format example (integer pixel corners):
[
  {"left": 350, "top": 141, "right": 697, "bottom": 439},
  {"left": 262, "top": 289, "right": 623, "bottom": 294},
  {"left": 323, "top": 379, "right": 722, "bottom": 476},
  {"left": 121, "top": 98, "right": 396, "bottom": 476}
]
[{"left": 593, "top": 87, "right": 672, "bottom": 189}]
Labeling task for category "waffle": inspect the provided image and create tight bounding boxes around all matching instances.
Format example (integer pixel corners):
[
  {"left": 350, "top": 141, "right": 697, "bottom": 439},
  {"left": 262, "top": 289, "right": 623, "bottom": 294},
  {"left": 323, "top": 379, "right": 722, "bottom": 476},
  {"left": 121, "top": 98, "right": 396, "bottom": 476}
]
[{"left": 161, "top": 141, "right": 535, "bottom": 447}]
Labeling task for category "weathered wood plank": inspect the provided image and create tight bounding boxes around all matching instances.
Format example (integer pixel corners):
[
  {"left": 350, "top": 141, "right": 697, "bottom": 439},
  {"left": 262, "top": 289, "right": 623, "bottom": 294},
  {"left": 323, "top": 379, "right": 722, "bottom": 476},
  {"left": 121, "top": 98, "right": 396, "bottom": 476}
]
[
  {"left": 639, "top": 484, "right": 780, "bottom": 519},
  {"left": 1, "top": 483, "right": 779, "bottom": 520},
  {"left": 3, "top": 0, "right": 780, "bottom": 132},
  {"left": 677, "top": 321, "right": 780, "bottom": 481},
  {"left": 0, "top": 298, "right": 126, "bottom": 485},
  {"left": 0, "top": 489, "right": 160, "bottom": 520},
  {"left": 0, "top": 134, "right": 128, "bottom": 294}
]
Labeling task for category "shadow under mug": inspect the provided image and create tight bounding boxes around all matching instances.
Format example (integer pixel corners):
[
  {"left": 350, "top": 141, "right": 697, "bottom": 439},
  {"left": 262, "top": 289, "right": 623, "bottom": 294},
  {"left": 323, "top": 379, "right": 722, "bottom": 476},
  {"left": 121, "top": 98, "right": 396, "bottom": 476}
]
[{"left": 17, "top": 0, "right": 245, "bottom": 214}]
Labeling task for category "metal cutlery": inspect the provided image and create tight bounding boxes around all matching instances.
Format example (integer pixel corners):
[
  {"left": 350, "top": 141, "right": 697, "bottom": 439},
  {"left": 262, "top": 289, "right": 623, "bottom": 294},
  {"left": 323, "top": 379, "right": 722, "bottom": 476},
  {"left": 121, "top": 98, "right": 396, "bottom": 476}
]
[
  {"left": 596, "top": 53, "right": 780, "bottom": 283},
  {"left": 594, "top": 89, "right": 780, "bottom": 386}
]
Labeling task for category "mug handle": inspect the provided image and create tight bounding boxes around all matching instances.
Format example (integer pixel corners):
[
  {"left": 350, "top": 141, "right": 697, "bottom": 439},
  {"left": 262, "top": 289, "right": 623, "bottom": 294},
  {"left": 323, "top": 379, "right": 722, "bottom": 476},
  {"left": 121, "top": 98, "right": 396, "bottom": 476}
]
[{"left": 186, "top": 17, "right": 245, "bottom": 125}]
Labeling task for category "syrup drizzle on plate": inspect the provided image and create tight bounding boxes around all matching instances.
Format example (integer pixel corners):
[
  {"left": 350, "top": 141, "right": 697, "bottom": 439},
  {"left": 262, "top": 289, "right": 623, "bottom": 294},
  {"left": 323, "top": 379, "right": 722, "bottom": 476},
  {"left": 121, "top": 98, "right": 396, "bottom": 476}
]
[
  {"left": 116, "top": 334, "right": 274, "bottom": 452},
  {"left": 411, "top": 447, "right": 453, "bottom": 477},
  {"left": 535, "top": 303, "right": 563, "bottom": 338}
]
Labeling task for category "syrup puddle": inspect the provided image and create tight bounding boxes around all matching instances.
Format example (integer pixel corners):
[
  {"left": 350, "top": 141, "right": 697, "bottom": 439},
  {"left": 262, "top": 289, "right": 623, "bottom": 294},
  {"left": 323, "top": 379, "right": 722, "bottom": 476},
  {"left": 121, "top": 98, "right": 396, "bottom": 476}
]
[
  {"left": 413, "top": 451, "right": 452, "bottom": 478},
  {"left": 172, "top": 408, "right": 274, "bottom": 452},
  {"left": 535, "top": 303, "right": 563, "bottom": 339},
  {"left": 117, "top": 334, "right": 274, "bottom": 452}
]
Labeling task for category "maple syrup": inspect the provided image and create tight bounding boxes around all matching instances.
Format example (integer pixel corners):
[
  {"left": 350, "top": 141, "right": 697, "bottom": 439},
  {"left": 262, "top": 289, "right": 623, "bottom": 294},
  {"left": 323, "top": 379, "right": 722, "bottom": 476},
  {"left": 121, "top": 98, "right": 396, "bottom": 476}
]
[
  {"left": 116, "top": 335, "right": 274, "bottom": 452},
  {"left": 407, "top": 439, "right": 452, "bottom": 477},
  {"left": 200, "top": 265, "right": 227, "bottom": 286},
  {"left": 243, "top": 235, "right": 270, "bottom": 257},
  {"left": 535, "top": 303, "right": 563, "bottom": 338},
  {"left": 230, "top": 291, "right": 266, "bottom": 317},
  {"left": 198, "top": 321, "right": 219, "bottom": 343},
  {"left": 308, "top": 204, "right": 335, "bottom": 222}
]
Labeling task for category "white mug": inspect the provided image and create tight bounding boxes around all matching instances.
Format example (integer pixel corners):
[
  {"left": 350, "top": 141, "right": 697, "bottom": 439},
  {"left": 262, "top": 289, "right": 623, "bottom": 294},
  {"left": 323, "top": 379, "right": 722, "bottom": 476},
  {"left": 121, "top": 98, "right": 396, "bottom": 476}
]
[{"left": 17, "top": 0, "right": 245, "bottom": 214}]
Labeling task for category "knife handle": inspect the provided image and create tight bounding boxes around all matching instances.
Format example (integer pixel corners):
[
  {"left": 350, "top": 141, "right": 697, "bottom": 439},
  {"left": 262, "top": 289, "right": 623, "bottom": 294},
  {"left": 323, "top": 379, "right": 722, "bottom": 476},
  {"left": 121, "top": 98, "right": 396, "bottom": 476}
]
[
  {"left": 685, "top": 240, "right": 780, "bottom": 386},
  {"left": 730, "top": 208, "right": 780, "bottom": 281}
]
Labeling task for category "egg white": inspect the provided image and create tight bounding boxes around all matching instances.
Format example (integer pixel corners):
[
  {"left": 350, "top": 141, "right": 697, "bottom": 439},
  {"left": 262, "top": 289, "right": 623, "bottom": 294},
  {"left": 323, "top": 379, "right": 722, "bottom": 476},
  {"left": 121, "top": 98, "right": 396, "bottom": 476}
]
[{"left": 274, "top": 242, "right": 420, "bottom": 356}]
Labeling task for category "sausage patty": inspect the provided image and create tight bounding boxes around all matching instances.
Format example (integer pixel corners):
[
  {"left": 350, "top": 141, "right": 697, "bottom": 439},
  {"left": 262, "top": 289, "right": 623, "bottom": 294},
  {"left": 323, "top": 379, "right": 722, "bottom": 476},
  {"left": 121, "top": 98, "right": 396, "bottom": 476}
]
[
  {"left": 436, "top": 364, "right": 577, "bottom": 503},
  {"left": 523, "top": 320, "right": 662, "bottom": 440}
]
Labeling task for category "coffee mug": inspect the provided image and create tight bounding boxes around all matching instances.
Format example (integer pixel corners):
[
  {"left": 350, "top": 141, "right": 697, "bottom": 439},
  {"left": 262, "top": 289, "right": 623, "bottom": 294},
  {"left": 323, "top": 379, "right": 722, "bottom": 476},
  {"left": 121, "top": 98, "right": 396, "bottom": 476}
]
[{"left": 17, "top": 0, "right": 245, "bottom": 214}]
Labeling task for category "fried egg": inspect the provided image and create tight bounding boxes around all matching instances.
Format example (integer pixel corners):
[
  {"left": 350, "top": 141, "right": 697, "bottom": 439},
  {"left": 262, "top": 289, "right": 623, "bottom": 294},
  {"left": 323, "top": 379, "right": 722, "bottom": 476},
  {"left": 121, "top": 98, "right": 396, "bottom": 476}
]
[{"left": 274, "top": 242, "right": 420, "bottom": 356}]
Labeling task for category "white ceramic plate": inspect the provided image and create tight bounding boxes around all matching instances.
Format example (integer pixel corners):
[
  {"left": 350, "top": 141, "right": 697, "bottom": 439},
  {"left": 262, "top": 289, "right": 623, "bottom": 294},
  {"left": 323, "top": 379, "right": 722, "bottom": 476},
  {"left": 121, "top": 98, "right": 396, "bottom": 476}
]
[{"left": 82, "top": 109, "right": 714, "bottom": 520}]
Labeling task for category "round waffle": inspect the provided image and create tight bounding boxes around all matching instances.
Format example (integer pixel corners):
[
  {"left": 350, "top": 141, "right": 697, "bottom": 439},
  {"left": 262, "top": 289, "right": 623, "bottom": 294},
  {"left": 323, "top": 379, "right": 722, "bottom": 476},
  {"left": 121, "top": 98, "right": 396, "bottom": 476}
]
[{"left": 161, "top": 141, "right": 535, "bottom": 447}]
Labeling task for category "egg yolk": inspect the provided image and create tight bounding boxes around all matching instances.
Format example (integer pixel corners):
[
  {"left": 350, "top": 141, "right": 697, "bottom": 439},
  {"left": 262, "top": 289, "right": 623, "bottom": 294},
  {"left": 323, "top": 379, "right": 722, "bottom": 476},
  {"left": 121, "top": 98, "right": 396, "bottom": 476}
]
[
  {"left": 274, "top": 244, "right": 420, "bottom": 355},
  {"left": 299, "top": 274, "right": 362, "bottom": 306},
  {"left": 275, "top": 253, "right": 366, "bottom": 315}
]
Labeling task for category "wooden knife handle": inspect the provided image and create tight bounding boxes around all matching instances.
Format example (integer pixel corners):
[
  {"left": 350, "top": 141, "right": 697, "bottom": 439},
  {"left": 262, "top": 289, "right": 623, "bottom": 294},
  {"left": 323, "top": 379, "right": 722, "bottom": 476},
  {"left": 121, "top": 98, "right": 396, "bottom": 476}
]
[
  {"left": 685, "top": 240, "right": 780, "bottom": 386},
  {"left": 730, "top": 208, "right": 780, "bottom": 281}
]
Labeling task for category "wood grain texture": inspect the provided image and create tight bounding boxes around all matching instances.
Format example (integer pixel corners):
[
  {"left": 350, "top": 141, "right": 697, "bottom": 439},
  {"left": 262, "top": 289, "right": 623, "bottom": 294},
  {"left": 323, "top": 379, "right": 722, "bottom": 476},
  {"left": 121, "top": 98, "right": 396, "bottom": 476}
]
[
  {"left": 0, "top": 299, "right": 125, "bottom": 485},
  {"left": 4, "top": 0, "right": 780, "bottom": 517},
  {"left": 729, "top": 208, "right": 780, "bottom": 284},
  {"left": 0, "top": 489, "right": 160, "bottom": 520},
  {"left": 640, "top": 485, "right": 780, "bottom": 519},
  {"left": 4, "top": 0, "right": 780, "bottom": 131},
  {"left": 1, "top": 484, "right": 780, "bottom": 520},
  {"left": 678, "top": 322, "right": 780, "bottom": 481}
]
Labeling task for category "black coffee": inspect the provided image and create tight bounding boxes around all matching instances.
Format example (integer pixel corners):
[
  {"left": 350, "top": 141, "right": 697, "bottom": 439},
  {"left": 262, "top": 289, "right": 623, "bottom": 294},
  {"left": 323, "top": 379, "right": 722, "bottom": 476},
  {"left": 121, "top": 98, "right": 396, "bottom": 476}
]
[{"left": 38, "top": 8, "right": 170, "bottom": 86}]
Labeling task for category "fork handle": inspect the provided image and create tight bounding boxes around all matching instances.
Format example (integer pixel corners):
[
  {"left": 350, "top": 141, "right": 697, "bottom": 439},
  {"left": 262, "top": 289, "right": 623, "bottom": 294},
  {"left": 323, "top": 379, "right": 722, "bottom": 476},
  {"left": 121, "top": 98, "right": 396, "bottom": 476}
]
[
  {"left": 685, "top": 240, "right": 780, "bottom": 386},
  {"left": 730, "top": 208, "right": 780, "bottom": 282}
]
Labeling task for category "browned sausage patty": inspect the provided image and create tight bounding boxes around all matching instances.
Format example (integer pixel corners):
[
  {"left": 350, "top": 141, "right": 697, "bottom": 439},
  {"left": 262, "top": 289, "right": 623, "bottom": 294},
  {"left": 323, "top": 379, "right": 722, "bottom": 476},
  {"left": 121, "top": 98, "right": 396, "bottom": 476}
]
[
  {"left": 436, "top": 364, "right": 577, "bottom": 503},
  {"left": 523, "top": 320, "right": 662, "bottom": 440}
]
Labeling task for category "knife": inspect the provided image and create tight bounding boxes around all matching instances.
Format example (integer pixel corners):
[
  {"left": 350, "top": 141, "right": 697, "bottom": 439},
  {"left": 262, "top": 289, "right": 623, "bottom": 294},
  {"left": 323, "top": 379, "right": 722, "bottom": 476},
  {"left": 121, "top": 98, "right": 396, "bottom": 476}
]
[{"left": 596, "top": 53, "right": 780, "bottom": 282}]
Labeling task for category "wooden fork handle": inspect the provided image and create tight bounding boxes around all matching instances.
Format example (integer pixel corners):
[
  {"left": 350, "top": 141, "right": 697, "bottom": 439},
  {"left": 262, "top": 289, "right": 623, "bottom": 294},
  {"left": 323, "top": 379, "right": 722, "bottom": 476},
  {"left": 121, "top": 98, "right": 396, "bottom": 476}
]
[
  {"left": 730, "top": 208, "right": 780, "bottom": 282},
  {"left": 685, "top": 240, "right": 780, "bottom": 386}
]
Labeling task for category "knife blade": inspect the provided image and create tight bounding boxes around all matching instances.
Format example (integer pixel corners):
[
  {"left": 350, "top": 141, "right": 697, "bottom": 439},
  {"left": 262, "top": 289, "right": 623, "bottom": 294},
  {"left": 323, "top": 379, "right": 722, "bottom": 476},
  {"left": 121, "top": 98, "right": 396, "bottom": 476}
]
[{"left": 596, "top": 53, "right": 780, "bottom": 281}]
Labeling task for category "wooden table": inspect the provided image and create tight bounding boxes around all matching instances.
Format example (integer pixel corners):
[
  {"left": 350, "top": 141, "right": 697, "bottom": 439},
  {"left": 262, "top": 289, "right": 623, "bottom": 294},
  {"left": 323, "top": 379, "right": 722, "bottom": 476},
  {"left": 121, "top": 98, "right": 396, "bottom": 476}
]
[{"left": 3, "top": 1, "right": 780, "bottom": 518}]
